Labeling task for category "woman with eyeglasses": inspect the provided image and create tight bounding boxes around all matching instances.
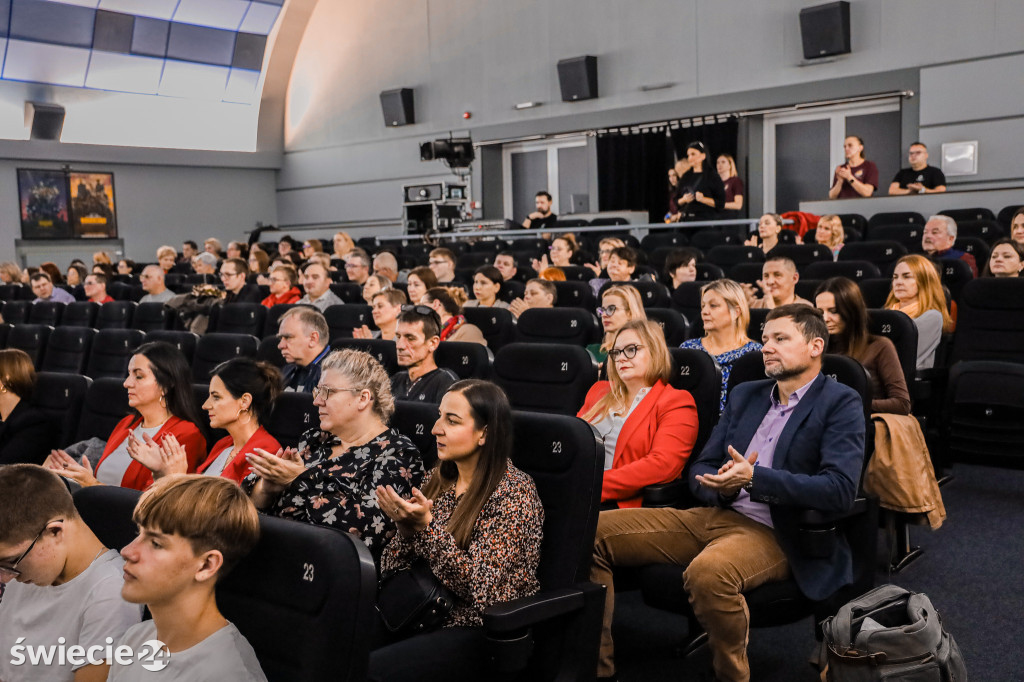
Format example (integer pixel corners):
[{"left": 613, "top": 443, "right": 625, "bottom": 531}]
[
  {"left": 372, "top": 380, "right": 543, "bottom": 679},
  {"left": 585, "top": 237, "right": 626, "bottom": 278},
  {"left": 680, "top": 279, "right": 761, "bottom": 413},
  {"left": 302, "top": 239, "right": 324, "bottom": 260},
  {"left": 531, "top": 235, "right": 578, "bottom": 273},
  {"left": 464, "top": 265, "right": 509, "bottom": 309},
  {"left": 243, "top": 349, "right": 425, "bottom": 561},
  {"left": 260, "top": 265, "right": 302, "bottom": 307},
  {"left": 578, "top": 320, "right": 698, "bottom": 508},
  {"left": 588, "top": 285, "right": 647, "bottom": 368},
  {"left": 422, "top": 287, "right": 488, "bottom": 347},
  {"left": 406, "top": 266, "right": 438, "bottom": 304}
]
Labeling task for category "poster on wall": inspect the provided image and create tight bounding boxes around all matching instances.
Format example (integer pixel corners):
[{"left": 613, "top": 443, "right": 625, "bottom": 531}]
[
  {"left": 69, "top": 172, "right": 118, "bottom": 238},
  {"left": 17, "top": 169, "right": 71, "bottom": 239}
]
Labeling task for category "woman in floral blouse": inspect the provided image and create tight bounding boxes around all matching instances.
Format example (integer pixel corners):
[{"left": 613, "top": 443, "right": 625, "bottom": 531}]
[
  {"left": 242, "top": 348, "right": 424, "bottom": 562},
  {"left": 371, "top": 380, "right": 544, "bottom": 680}
]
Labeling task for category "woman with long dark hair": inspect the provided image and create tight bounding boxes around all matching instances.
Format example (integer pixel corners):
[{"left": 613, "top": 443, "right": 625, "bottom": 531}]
[
  {"left": 45, "top": 342, "right": 208, "bottom": 490},
  {"left": 675, "top": 141, "right": 726, "bottom": 221},
  {"left": 814, "top": 278, "right": 911, "bottom": 414},
  {"left": 372, "top": 380, "right": 543, "bottom": 680}
]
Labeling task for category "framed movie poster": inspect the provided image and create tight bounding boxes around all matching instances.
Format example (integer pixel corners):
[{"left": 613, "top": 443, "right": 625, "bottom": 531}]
[
  {"left": 69, "top": 171, "right": 118, "bottom": 238},
  {"left": 17, "top": 168, "right": 71, "bottom": 239}
]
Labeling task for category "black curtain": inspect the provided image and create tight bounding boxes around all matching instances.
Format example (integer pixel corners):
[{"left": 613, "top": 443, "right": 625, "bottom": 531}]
[
  {"left": 597, "top": 127, "right": 671, "bottom": 223},
  {"left": 669, "top": 116, "right": 739, "bottom": 163}
]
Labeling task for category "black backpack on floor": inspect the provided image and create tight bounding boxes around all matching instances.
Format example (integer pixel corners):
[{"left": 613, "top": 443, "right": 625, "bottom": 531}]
[{"left": 822, "top": 584, "right": 967, "bottom": 681}]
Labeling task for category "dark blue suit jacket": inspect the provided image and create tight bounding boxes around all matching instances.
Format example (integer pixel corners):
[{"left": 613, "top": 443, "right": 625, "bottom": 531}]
[{"left": 689, "top": 373, "right": 865, "bottom": 601}]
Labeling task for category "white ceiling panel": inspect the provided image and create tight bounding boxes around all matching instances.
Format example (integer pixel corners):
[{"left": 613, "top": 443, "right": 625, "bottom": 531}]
[
  {"left": 223, "top": 68, "right": 259, "bottom": 104},
  {"left": 238, "top": 1, "right": 279, "bottom": 35},
  {"left": 97, "top": 0, "right": 177, "bottom": 20},
  {"left": 3, "top": 39, "right": 89, "bottom": 87},
  {"left": 86, "top": 50, "right": 163, "bottom": 94},
  {"left": 173, "top": 0, "right": 250, "bottom": 31},
  {"left": 158, "top": 60, "right": 229, "bottom": 99},
  {"left": 39, "top": 0, "right": 100, "bottom": 8}
]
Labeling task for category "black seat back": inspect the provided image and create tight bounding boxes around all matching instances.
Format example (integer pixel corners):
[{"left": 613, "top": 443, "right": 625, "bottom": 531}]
[
  {"left": 133, "top": 302, "right": 172, "bottom": 332},
  {"left": 392, "top": 400, "right": 440, "bottom": 469},
  {"left": 645, "top": 308, "right": 690, "bottom": 346},
  {"left": 551, "top": 280, "right": 596, "bottom": 310},
  {"left": 804, "top": 260, "right": 881, "bottom": 282},
  {"left": 95, "top": 301, "right": 136, "bottom": 330},
  {"left": 32, "top": 372, "right": 91, "bottom": 448},
  {"left": 61, "top": 301, "right": 100, "bottom": 328},
  {"left": 330, "top": 338, "right": 398, "bottom": 375},
  {"left": 837, "top": 241, "right": 908, "bottom": 272},
  {"left": 598, "top": 280, "right": 671, "bottom": 309},
  {"left": 86, "top": 329, "right": 145, "bottom": 380},
  {"left": 72, "top": 485, "right": 377, "bottom": 682},
  {"left": 766, "top": 244, "right": 832, "bottom": 266},
  {"left": 956, "top": 219, "right": 1004, "bottom": 244},
  {"left": 938, "top": 257, "right": 974, "bottom": 301},
  {"left": 324, "top": 304, "right": 374, "bottom": 341},
  {"left": 192, "top": 333, "right": 260, "bottom": 382},
  {"left": 1, "top": 300, "right": 30, "bottom": 323},
  {"left": 867, "top": 211, "right": 925, "bottom": 228},
  {"left": 144, "top": 330, "right": 200, "bottom": 364},
  {"left": 517, "top": 308, "right": 600, "bottom": 346},
  {"left": 667, "top": 348, "right": 721, "bottom": 456},
  {"left": 435, "top": 341, "right": 492, "bottom": 379},
  {"left": 493, "top": 343, "right": 597, "bottom": 415},
  {"left": 858, "top": 278, "right": 893, "bottom": 309},
  {"left": 264, "top": 304, "right": 297, "bottom": 338},
  {"left": 76, "top": 377, "right": 130, "bottom": 441},
  {"left": 706, "top": 245, "right": 765, "bottom": 268},
  {"left": 6, "top": 324, "right": 53, "bottom": 366},
  {"left": 865, "top": 224, "right": 925, "bottom": 251},
  {"left": 41, "top": 326, "right": 95, "bottom": 374},
  {"left": 939, "top": 207, "right": 995, "bottom": 224},
  {"left": 866, "top": 309, "right": 918, "bottom": 386},
  {"left": 266, "top": 392, "right": 318, "bottom": 449},
  {"left": 462, "top": 307, "right": 517, "bottom": 352},
  {"left": 28, "top": 301, "right": 64, "bottom": 326},
  {"left": 329, "top": 282, "right": 364, "bottom": 304},
  {"left": 950, "top": 278, "right": 1024, "bottom": 364},
  {"left": 211, "top": 303, "right": 267, "bottom": 336}
]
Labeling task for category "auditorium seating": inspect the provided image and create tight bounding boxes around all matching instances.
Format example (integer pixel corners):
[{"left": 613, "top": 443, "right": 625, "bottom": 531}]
[
  {"left": 867, "top": 211, "right": 925, "bottom": 228},
  {"left": 95, "top": 300, "right": 136, "bottom": 330},
  {"left": 324, "top": 303, "right": 374, "bottom": 341},
  {"left": 835, "top": 213, "right": 867, "bottom": 236},
  {"left": 28, "top": 301, "right": 63, "bottom": 326},
  {"left": 804, "top": 260, "right": 881, "bottom": 282},
  {"left": 493, "top": 343, "right": 596, "bottom": 415},
  {"left": 956, "top": 219, "right": 1004, "bottom": 243},
  {"left": 1, "top": 300, "right": 29, "bottom": 323},
  {"left": 256, "top": 336, "right": 285, "bottom": 367},
  {"left": 996, "top": 204, "right": 1023, "bottom": 228},
  {"left": 434, "top": 340, "right": 492, "bottom": 379},
  {"left": 331, "top": 337, "right": 398, "bottom": 375},
  {"left": 940, "top": 207, "right": 995, "bottom": 224},
  {"left": 41, "top": 326, "right": 95, "bottom": 374},
  {"left": 75, "top": 377, "right": 130, "bottom": 441},
  {"left": 265, "top": 391, "right": 318, "bottom": 449},
  {"left": 644, "top": 308, "right": 690, "bottom": 347},
  {"left": 462, "top": 307, "right": 517, "bottom": 351},
  {"left": 392, "top": 400, "right": 440, "bottom": 469},
  {"left": 552, "top": 280, "right": 597, "bottom": 309},
  {"left": 598, "top": 279, "right": 671, "bottom": 308},
  {"left": 838, "top": 241, "right": 908, "bottom": 273},
  {"left": 31, "top": 372, "right": 91, "bottom": 448},
  {"left": 864, "top": 224, "right": 923, "bottom": 251},
  {"left": 264, "top": 303, "right": 297, "bottom": 338},
  {"left": 210, "top": 303, "right": 267, "bottom": 336},
  {"left": 6, "top": 324, "right": 52, "bottom": 366},
  {"left": 192, "top": 333, "right": 260, "bottom": 382},
  {"left": 329, "top": 282, "right": 364, "bottom": 304},
  {"left": 516, "top": 308, "right": 601, "bottom": 346},
  {"left": 144, "top": 330, "right": 200, "bottom": 364},
  {"left": 132, "top": 302, "right": 173, "bottom": 332},
  {"left": 694, "top": 262, "right": 725, "bottom": 281},
  {"left": 705, "top": 245, "right": 764, "bottom": 268},
  {"left": 766, "top": 243, "right": 832, "bottom": 266},
  {"left": 86, "top": 329, "right": 145, "bottom": 380},
  {"left": 61, "top": 301, "right": 100, "bottom": 328}
]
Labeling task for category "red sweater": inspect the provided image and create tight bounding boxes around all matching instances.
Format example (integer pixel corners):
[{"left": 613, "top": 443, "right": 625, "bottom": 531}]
[
  {"left": 199, "top": 427, "right": 282, "bottom": 484},
  {"left": 578, "top": 380, "right": 699, "bottom": 508},
  {"left": 261, "top": 287, "right": 302, "bottom": 308},
  {"left": 95, "top": 415, "right": 207, "bottom": 491}
]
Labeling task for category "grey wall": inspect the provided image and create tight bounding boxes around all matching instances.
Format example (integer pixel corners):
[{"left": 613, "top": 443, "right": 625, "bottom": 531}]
[{"left": 278, "top": 0, "right": 1023, "bottom": 230}]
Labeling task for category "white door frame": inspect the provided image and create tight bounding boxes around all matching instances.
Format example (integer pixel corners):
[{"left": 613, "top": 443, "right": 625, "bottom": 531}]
[
  {"left": 762, "top": 99, "right": 901, "bottom": 213},
  {"left": 501, "top": 137, "right": 588, "bottom": 218}
]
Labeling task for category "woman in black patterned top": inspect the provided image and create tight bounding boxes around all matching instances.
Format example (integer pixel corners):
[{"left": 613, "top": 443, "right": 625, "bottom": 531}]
[
  {"left": 242, "top": 348, "right": 424, "bottom": 562},
  {"left": 371, "top": 380, "right": 544, "bottom": 680}
]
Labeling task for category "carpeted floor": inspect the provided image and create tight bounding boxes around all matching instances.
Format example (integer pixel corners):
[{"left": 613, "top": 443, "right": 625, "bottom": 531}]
[{"left": 611, "top": 463, "right": 1024, "bottom": 681}]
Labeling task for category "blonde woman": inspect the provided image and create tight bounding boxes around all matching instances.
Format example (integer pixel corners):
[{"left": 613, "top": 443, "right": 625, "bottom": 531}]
[
  {"left": 744, "top": 213, "right": 786, "bottom": 253},
  {"left": 885, "top": 254, "right": 953, "bottom": 370},
  {"left": 815, "top": 215, "right": 846, "bottom": 260},
  {"left": 717, "top": 154, "right": 745, "bottom": 214},
  {"left": 156, "top": 246, "right": 178, "bottom": 273},
  {"left": 578, "top": 320, "right": 698, "bottom": 508},
  {"left": 680, "top": 279, "right": 762, "bottom": 412},
  {"left": 585, "top": 237, "right": 626, "bottom": 277},
  {"left": 0, "top": 262, "right": 24, "bottom": 284},
  {"left": 588, "top": 285, "right": 647, "bottom": 367}
]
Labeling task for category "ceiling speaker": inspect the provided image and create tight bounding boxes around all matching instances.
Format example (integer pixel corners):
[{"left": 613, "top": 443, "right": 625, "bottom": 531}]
[
  {"left": 380, "top": 88, "right": 415, "bottom": 127},
  {"left": 25, "top": 102, "right": 66, "bottom": 141},
  {"left": 557, "top": 56, "right": 598, "bottom": 102},
  {"left": 799, "top": 1, "right": 851, "bottom": 60}
]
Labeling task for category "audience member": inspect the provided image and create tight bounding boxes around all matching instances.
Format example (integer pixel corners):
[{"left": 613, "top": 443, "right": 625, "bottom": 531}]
[
  {"left": 344, "top": 248, "right": 372, "bottom": 286},
  {"left": 579, "top": 320, "right": 698, "bottom": 508},
  {"left": 83, "top": 272, "right": 114, "bottom": 303},
  {"left": 590, "top": 285, "right": 647, "bottom": 367},
  {"left": 982, "top": 238, "right": 1024, "bottom": 278},
  {"left": 260, "top": 265, "right": 302, "bottom": 307},
  {"left": 391, "top": 305, "right": 457, "bottom": 403},
  {"left": 301, "top": 238, "right": 324, "bottom": 259},
  {"left": 372, "top": 380, "right": 543, "bottom": 679},
  {"left": 493, "top": 252, "right": 521, "bottom": 283},
  {"left": 664, "top": 247, "right": 701, "bottom": 289},
  {"left": 45, "top": 342, "right": 208, "bottom": 490},
  {"left": 428, "top": 248, "right": 458, "bottom": 284},
  {"left": 362, "top": 273, "right": 393, "bottom": 304},
  {"left": 243, "top": 349, "right": 424, "bottom": 561},
  {"left": 0, "top": 465, "right": 142, "bottom": 682},
  {"left": 38, "top": 262, "right": 64, "bottom": 285},
  {"left": 93, "top": 251, "right": 112, "bottom": 266},
  {"left": 220, "top": 258, "right": 263, "bottom": 304},
  {"left": 509, "top": 278, "right": 556, "bottom": 318},
  {"left": 423, "top": 287, "right": 487, "bottom": 346},
  {"left": 192, "top": 252, "right": 218, "bottom": 276},
  {"left": 465, "top": 265, "right": 509, "bottom": 309},
  {"left": 590, "top": 246, "right": 639, "bottom": 297},
  {"left": 91, "top": 262, "right": 115, "bottom": 280},
  {"left": 921, "top": 215, "right": 977, "bottom": 277},
  {"left": 112, "top": 475, "right": 266, "bottom": 681},
  {"left": 406, "top": 266, "right": 438, "bottom": 304},
  {"left": 277, "top": 236, "right": 296, "bottom": 257},
  {"left": 333, "top": 231, "right": 356, "bottom": 259},
  {"left": 539, "top": 267, "right": 566, "bottom": 281},
  {"left": 886, "top": 254, "right": 953, "bottom": 370},
  {"left": 829, "top": 135, "right": 878, "bottom": 198},
  {"left": 65, "top": 263, "right": 86, "bottom": 292},
  {"left": 226, "top": 240, "right": 249, "bottom": 260},
  {"left": 0, "top": 349, "right": 58, "bottom": 465},
  {"left": 815, "top": 214, "right": 846, "bottom": 260},
  {"left": 297, "top": 261, "right": 343, "bottom": 312},
  {"left": 249, "top": 248, "right": 270, "bottom": 275},
  {"left": 180, "top": 240, "right": 199, "bottom": 265},
  {"left": 592, "top": 305, "right": 865, "bottom": 682},
  {"left": 116, "top": 259, "right": 136, "bottom": 276},
  {"left": 888, "top": 142, "right": 946, "bottom": 195},
  {"left": 681, "top": 279, "right": 762, "bottom": 413},
  {"left": 373, "top": 251, "right": 400, "bottom": 283},
  {"left": 138, "top": 265, "right": 174, "bottom": 304},
  {"left": 745, "top": 213, "right": 786, "bottom": 253},
  {"left": 355, "top": 289, "right": 407, "bottom": 341},
  {"left": 748, "top": 256, "right": 813, "bottom": 309},
  {"left": 30, "top": 272, "right": 75, "bottom": 304},
  {"left": 717, "top": 153, "right": 745, "bottom": 215},
  {"left": 522, "top": 190, "right": 557, "bottom": 229},
  {"left": 586, "top": 237, "right": 626, "bottom": 278},
  {"left": 277, "top": 307, "right": 331, "bottom": 393},
  {"left": 815, "top": 278, "right": 911, "bottom": 414},
  {"left": 666, "top": 168, "right": 682, "bottom": 222},
  {"left": 676, "top": 141, "right": 726, "bottom": 220},
  {"left": 204, "top": 238, "right": 223, "bottom": 257},
  {"left": 1011, "top": 207, "right": 1024, "bottom": 248},
  {"left": 532, "top": 234, "right": 577, "bottom": 272},
  {"left": 0, "top": 262, "right": 23, "bottom": 284}
]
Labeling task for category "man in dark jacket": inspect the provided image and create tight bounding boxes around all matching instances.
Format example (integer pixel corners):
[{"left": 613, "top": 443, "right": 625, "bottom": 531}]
[{"left": 278, "top": 307, "right": 331, "bottom": 393}]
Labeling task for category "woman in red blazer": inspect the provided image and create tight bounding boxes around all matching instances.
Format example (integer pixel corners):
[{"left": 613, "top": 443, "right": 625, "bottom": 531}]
[
  {"left": 45, "top": 342, "right": 207, "bottom": 491},
  {"left": 578, "top": 320, "right": 699, "bottom": 508}
]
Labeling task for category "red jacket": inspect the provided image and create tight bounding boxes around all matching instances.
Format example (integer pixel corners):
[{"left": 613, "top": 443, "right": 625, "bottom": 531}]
[
  {"left": 199, "top": 427, "right": 282, "bottom": 484},
  {"left": 578, "top": 380, "right": 699, "bottom": 508},
  {"left": 261, "top": 287, "right": 302, "bottom": 308},
  {"left": 95, "top": 415, "right": 207, "bottom": 491}
]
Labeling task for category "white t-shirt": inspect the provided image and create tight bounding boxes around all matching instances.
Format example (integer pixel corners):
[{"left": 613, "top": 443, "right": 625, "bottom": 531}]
[
  {"left": 202, "top": 445, "right": 233, "bottom": 478},
  {"left": 0, "top": 549, "right": 143, "bottom": 682},
  {"left": 108, "top": 621, "right": 267, "bottom": 682},
  {"left": 592, "top": 387, "right": 650, "bottom": 471},
  {"left": 96, "top": 424, "right": 163, "bottom": 487}
]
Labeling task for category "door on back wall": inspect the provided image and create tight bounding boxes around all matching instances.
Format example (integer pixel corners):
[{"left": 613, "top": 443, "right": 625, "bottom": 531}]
[
  {"left": 763, "top": 99, "right": 902, "bottom": 214},
  {"left": 502, "top": 138, "right": 589, "bottom": 223}
]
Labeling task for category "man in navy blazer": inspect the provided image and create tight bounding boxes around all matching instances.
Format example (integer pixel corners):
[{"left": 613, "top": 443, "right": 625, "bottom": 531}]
[{"left": 591, "top": 304, "right": 865, "bottom": 682}]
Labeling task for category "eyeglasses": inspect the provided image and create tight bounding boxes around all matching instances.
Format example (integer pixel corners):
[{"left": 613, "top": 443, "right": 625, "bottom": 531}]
[
  {"left": 596, "top": 305, "right": 620, "bottom": 317},
  {"left": 219, "top": 271, "right": 242, "bottom": 278},
  {"left": 428, "top": 259, "right": 449, "bottom": 266},
  {"left": 303, "top": 243, "right": 312, "bottom": 249},
  {"left": 402, "top": 304, "right": 437, "bottom": 316},
  {"left": 0, "top": 521, "right": 58, "bottom": 582},
  {"left": 312, "top": 385, "right": 363, "bottom": 401},
  {"left": 608, "top": 344, "right": 644, "bottom": 361}
]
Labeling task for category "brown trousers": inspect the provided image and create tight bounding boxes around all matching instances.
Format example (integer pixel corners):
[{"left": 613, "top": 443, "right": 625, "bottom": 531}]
[{"left": 591, "top": 506, "right": 790, "bottom": 682}]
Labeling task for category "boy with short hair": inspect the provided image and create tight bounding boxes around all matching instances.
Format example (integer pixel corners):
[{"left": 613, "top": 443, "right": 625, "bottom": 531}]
[
  {"left": 0, "top": 464, "right": 142, "bottom": 682},
  {"left": 109, "top": 474, "right": 266, "bottom": 681}
]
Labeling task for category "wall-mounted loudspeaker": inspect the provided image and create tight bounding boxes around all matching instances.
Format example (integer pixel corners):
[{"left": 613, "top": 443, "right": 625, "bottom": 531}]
[
  {"left": 799, "top": 1, "right": 851, "bottom": 60},
  {"left": 380, "top": 88, "right": 415, "bottom": 127},
  {"left": 25, "top": 102, "right": 65, "bottom": 141},
  {"left": 557, "top": 56, "right": 598, "bottom": 102}
]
